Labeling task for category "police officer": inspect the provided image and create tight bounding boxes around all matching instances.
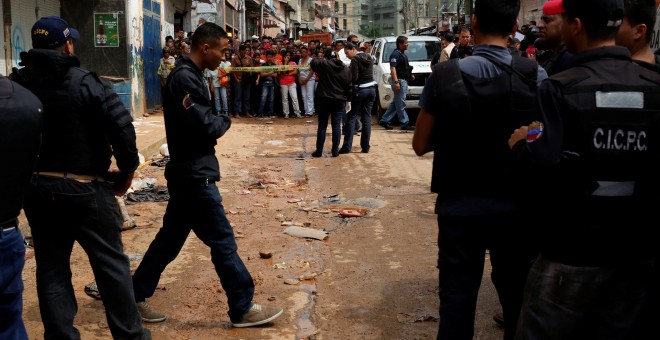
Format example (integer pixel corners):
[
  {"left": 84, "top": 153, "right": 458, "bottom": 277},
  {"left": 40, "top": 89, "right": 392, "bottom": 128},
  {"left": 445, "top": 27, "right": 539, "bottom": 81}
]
[
  {"left": 413, "top": 0, "right": 547, "bottom": 338},
  {"left": 131, "top": 22, "right": 284, "bottom": 328},
  {"left": 339, "top": 42, "right": 376, "bottom": 154},
  {"left": 0, "top": 74, "right": 43, "bottom": 340},
  {"left": 378, "top": 36, "right": 415, "bottom": 131},
  {"left": 509, "top": 0, "right": 660, "bottom": 337},
  {"left": 10, "top": 16, "right": 148, "bottom": 339}
]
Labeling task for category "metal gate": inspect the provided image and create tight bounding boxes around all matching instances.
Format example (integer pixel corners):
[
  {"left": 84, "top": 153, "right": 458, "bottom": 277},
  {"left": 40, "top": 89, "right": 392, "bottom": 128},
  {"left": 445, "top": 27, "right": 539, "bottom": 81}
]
[{"left": 143, "top": 0, "right": 162, "bottom": 111}]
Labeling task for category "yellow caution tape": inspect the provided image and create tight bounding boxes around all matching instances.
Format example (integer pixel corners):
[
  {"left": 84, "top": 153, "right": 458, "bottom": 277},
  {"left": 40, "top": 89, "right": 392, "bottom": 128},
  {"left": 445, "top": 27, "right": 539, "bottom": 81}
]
[{"left": 219, "top": 65, "right": 310, "bottom": 72}]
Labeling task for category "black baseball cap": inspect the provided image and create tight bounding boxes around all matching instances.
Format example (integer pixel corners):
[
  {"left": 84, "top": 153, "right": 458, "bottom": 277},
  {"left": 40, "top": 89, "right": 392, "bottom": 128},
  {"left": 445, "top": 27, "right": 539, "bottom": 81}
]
[
  {"left": 562, "top": 0, "right": 623, "bottom": 28},
  {"left": 32, "top": 16, "right": 80, "bottom": 49}
]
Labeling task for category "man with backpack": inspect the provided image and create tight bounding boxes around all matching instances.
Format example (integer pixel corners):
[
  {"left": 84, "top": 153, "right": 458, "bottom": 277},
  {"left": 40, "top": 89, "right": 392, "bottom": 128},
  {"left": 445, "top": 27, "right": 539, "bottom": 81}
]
[{"left": 412, "top": 0, "right": 547, "bottom": 339}]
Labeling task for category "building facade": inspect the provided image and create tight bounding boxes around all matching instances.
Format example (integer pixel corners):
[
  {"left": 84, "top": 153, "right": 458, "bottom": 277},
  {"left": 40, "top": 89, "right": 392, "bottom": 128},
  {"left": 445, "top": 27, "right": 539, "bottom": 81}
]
[{"left": 1, "top": 0, "right": 543, "bottom": 117}]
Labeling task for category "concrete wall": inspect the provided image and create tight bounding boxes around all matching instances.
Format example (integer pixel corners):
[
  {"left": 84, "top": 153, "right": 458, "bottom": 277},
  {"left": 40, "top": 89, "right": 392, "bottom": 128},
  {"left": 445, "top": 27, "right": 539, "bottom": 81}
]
[
  {"left": 62, "top": 0, "right": 129, "bottom": 78},
  {"left": 126, "top": 0, "right": 145, "bottom": 116}
]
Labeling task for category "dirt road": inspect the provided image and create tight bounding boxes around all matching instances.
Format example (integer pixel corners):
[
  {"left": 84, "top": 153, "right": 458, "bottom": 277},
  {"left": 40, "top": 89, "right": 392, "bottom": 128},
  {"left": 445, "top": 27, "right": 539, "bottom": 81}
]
[{"left": 21, "top": 116, "right": 504, "bottom": 339}]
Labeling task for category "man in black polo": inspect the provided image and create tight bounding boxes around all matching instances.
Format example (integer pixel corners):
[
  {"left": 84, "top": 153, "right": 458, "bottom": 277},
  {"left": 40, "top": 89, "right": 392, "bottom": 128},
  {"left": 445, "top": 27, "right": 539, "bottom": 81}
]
[{"left": 378, "top": 36, "right": 415, "bottom": 131}]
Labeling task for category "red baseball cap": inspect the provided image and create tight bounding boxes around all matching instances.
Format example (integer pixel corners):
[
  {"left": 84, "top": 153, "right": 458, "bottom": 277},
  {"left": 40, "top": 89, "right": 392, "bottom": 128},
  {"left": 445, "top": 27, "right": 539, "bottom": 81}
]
[{"left": 543, "top": 0, "right": 565, "bottom": 15}]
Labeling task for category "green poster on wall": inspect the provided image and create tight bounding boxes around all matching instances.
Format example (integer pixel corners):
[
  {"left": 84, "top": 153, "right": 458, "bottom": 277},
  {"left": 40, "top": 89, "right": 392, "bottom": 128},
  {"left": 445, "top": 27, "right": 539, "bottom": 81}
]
[{"left": 94, "top": 13, "right": 119, "bottom": 47}]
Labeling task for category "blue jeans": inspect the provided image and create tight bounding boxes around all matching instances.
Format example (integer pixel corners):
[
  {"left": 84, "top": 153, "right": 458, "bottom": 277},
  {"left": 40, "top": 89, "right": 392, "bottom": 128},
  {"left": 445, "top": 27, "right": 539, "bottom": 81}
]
[
  {"left": 214, "top": 86, "right": 229, "bottom": 114},
  {"left": 233, "top": 80, "right": 251, "bottom": 115},
  {"left": 516, "top": 255, "right": 651, "bottom": 340},
  {"left": 300, "top": 79, "right": 315, "bottom": 115},
  {"left": 258, "top": 81, "right": 275, "bottom": 117},
  {"left": 437, "top": 212, "right": 536, "bottom": 340},
  {"left": 23, "top": 177, "right": 144, "bottom": 340},
  {"left": 315, "top": 97, "right": 344, "bottom": 155},
  {"left": 342, "top": 86, "right": 375, "bottom": 152},
  {"left": 132, "top": 179, "right": 254, "bottom": 323},
  {"left": 0, "top": 226, "right": 27, "bottom": 340},
  {"left": 380, "top": 79, "right": 410, "bottom": 127}
]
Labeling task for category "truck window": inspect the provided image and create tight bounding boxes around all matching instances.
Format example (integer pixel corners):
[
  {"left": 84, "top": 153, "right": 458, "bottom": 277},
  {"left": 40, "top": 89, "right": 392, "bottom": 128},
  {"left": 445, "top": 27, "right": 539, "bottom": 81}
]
[{"left": 383, "top": 41, "right": 441, "bottom": 62}]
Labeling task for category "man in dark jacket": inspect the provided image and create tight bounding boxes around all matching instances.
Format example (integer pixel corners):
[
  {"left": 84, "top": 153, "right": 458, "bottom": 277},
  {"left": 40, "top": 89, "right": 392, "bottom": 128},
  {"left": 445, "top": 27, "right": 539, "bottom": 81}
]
[
  {"left": 310, "top": 47, "right": 352, "bottom": 157},
  {"left": 10, "top": 16, "right": 148, "bottom": 339},
  {"left": 509, "top": 0, "right": 660, "bottom": 337},
  {"left": 535, "top": 0, "right": 572, "bottom": 75},
  {"left": 131, "top": 22, "right": 283, "bottom": 328},
  {"left": 412, "top": 0, "right": 547, "bottom": 338},
  {"left": 0, "top": 74, "right": 43, "bottom": 340},
  {"left": 339, "top": 42, "right": 376, "bottom": 154}
]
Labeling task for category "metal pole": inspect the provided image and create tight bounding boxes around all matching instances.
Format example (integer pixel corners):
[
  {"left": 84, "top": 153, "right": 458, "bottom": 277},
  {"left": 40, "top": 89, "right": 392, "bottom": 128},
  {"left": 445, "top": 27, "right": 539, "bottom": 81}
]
[
  {"left": 437, "top": 0, "right": 440, "bottom": 34},
  {"left": 261, "top": 0, "right": 264, "bottom": 36}
]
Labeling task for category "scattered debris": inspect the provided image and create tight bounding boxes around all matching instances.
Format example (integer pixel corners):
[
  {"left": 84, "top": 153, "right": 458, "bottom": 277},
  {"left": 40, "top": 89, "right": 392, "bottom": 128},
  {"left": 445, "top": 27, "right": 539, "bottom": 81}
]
[
  {"left": 338, "top": 209, "right": 367, "bottom": 218},
  {"left": 281, "top": 221, "right": 307, "bottom": 227},
  {"left": 150, "top": 156, "right": 169, "bottom": 167},
  {"left": 415, "top": 314, "right": 439, "bottom": 323},
  {"left": 264, "top": 140, "right": 285, "bottom": 146},
  {"left": 284, "top": 278, "right": 300, "bottom": 285},
  {"left": 273, "top": 262, "right": 287, "bottom": 269},
  {"left": 267, "top": 296, "right": 277, "bottom": 301},
  {"left": 116, "top": 197, "right": 137, "bottom": 230},
  {"left": 84, "top": 282, "right": 101, "bottom": 300},
  {"left": 259, "top": 250, "right": 273, "bottom": 259},
  {"left": 235, "top": 189, "right": 252, "bottom": 195},
  {"left": 159, "top": 143, "right": 169, "bottom": 156},
  {"left": 130, "top": 177, "right": 157, "bottom": 191},
  {"left": 287, "top": 198, "right": 303, "bottom": 203},
  {"left": 283, "top": 226, "right": 328, "bottom": 240},
  {"left": 248, "top": 182, "right": 267, "bottom": 190},
  {"left": 396, "top": 312, "right": 439, "bottom": 324},
  {"left": 299, "top": 272, "right": 319, "bottom": 280},
  {"left": 323, "top": 194, "right": 340, "bottom": 202},
  {"left": 126, "top": 186, "right": 170, "bottom": 202}
]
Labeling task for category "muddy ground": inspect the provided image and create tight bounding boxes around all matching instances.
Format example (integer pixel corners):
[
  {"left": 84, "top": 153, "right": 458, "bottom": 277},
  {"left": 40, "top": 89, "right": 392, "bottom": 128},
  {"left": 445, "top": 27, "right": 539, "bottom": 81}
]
[{"left": 21, "top": 115, "right": 504, "bottom": 339}]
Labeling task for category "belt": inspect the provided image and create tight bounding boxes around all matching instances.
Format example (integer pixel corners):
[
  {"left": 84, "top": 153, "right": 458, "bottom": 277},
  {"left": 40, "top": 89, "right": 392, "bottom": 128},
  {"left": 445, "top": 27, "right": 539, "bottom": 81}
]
[
  {"left": 2, "top": 219, "right": 17, "bottom": 232},
  {"left": 34, "top": 171, "right": 106, "bottom": 183}
]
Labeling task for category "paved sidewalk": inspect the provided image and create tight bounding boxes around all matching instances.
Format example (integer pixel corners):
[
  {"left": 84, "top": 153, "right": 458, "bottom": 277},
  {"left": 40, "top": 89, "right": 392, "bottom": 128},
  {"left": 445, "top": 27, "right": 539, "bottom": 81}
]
[{"left": 133, "top": 109, "right": 167, "bottom": 161}]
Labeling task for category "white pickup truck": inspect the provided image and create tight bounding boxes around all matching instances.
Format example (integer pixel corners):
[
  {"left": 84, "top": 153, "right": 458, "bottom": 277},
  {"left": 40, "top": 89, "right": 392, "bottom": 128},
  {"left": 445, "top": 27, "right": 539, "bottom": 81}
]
[{"left": 369, "top": 35, "right": 442, "bottom": 118}]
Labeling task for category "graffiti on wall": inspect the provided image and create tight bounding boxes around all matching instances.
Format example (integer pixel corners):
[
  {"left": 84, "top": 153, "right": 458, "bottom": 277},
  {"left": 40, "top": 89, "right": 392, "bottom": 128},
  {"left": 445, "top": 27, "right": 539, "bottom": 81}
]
[
  {"left": 11, "top": 25, "right": 26, "bottom": 68},
  {"left": 164, "top": 23, "right": 174, "bottom": 40},
  {"left": 130, "top": 15, "right": 144, "bottom": 111}
]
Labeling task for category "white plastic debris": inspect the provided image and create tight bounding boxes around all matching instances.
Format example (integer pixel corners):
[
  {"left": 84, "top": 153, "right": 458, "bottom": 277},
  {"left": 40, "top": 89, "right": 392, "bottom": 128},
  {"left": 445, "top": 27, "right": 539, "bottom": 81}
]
[{"left": 159, "top": 143, "right": 169, "bottom": 156}]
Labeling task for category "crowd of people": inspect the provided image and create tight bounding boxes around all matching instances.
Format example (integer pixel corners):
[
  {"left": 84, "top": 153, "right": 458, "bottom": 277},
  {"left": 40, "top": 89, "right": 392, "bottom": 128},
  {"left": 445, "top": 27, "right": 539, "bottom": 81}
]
[{"left": 2, "top": 0, "right": 660, "bottom": 338}]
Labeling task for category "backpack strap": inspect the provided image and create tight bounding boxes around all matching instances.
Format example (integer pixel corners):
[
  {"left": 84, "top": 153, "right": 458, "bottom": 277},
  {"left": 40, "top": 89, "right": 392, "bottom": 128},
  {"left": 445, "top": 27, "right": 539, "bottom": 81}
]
[
  {"left": 432, "top": 58, "right": 470, "bottom": 112},
  {"left": 477, "top": 53, "right": 538, "bottom": 90}
]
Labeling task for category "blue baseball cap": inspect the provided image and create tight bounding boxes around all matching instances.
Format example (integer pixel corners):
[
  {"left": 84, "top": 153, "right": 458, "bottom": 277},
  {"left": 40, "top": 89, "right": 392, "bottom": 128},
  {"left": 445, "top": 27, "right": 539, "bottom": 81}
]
[{"left": 32, "top": 16, "right": 80, "bottom": 49}]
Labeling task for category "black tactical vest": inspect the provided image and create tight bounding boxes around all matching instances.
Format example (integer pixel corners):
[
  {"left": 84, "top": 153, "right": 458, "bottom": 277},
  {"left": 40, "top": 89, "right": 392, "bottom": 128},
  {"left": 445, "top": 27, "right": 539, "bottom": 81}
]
[
  {"left": 14, "top": 67, "right": 113, "bottom": 175},
  {"left": 550, "top": 62, "right": 660, "bottom": 200},
  {"left": 430, "top": 55, "right": 538, "bottom": 198}
]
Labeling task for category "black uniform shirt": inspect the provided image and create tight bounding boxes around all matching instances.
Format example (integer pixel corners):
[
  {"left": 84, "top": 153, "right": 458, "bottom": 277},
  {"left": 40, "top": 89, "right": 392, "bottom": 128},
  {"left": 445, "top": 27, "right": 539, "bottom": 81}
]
[
  {"left": 163, "top": 55, "right": 231, "bottom": 182},
  {"left": 0, "top": 75, "right": 43, "bottom": 224}
]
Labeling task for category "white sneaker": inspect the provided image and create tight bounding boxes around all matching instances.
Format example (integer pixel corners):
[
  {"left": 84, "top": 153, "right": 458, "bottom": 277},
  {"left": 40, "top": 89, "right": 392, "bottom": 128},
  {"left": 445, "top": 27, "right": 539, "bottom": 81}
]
[{"left": 232, "top": 303, "right": 283, "bottom": 328}]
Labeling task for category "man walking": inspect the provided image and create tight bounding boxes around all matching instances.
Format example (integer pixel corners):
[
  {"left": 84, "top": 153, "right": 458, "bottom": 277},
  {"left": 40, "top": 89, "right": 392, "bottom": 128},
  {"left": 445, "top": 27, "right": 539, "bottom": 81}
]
[
  {"left": 378, "top": 36, "right": 415, "bottom": 131},
  {"left": 11, "top": 16, "right": 148, "bottom": 339},
  {"left": 131, "top": 22, "right": 283, "bottom": 328}
]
